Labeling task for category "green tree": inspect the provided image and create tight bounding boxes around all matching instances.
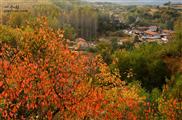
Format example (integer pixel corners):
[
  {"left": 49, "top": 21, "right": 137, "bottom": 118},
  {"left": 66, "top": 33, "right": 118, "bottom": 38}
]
[
  {"left": 7, "top": 12, "right": 31, "bottom": 28},
  {"left": 113, "top": 44, "right": 170, "bottom": 91}
]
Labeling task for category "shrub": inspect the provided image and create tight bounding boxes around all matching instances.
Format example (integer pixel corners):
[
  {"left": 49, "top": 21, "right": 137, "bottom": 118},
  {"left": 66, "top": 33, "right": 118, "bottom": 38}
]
[{"left": 113, "top": 43, "right": 170, "bottom": 91}]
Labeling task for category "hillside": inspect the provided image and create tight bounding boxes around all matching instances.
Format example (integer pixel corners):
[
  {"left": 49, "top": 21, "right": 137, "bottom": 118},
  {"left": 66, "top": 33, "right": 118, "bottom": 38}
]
[
  {"left": 164, "top": 57, "right": 182, "bottom": 74},
  {"left": 0, "top": 1, "right": 181, "bottom": 119}
]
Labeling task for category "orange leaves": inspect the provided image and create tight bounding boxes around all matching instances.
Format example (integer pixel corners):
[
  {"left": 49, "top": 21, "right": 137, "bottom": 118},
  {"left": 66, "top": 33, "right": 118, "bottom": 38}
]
[
  {"left": 1, "top": 60, "right": 10, "bottom": 70},
  {"left": 157, "top": 98, "right": 182, "bottom": 120},
  {"left": 47, "top": 111, "right": 52, "bottom": 120},
  {"left": 0, "top": 18, "right": 149, "bottom": 120},
  {"left": 0, "top": 81, "right": 3, "bottom": 87},
  {"left": 0, "top": 18, "right": 95, "bottom": 118}
]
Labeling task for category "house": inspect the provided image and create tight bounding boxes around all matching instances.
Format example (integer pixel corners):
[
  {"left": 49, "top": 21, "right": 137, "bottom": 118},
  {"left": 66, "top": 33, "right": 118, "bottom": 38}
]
[
  {"left": 161, "top": 36, "right": 168, "bottom": 43},
  {"left": 160, "top": 29, "right": 174, "bottom": 42},
  {"left": 143, "top": 31, "right": 161, "bottom": 39},
  {"left": 137, "top": 26, "right": 149, "bottom": 31},
  {"left": 132, "top": 30, "right": 143, "bottom": 35},
  {"left": 162, "top": 29, "right": 174, "bottom": 36},
  {"left": 75, "top": 38, "right": 89, "bottom": 51},
  {"left": 123, "top": 30, "right": 132, "bottom": 35},
  {"left": 148, "top": 26, "right": 159, "bottom": 32},
  {"left": 117, "top": 41, "right": 123, "bottom": 45}
]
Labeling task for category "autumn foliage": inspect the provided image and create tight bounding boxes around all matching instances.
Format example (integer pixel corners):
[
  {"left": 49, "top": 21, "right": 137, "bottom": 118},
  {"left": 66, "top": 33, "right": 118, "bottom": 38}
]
[
  {"left": 0, "top": 17, "right": 145, "bottom": 119},
  {"left": 0, "top": 17, "right": 181, "bottom": 120}
]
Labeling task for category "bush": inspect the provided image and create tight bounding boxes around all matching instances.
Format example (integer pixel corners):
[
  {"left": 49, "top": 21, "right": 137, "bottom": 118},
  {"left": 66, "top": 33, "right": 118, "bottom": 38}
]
[
  {"left": 162, "top": 18, "right": 182, "bottom": 57},
  {"left": 0, "top": 25, "right": 21, "bottom": 47},
  {"left": 113, "top": 43, "right": 170, "bottom": 91}
]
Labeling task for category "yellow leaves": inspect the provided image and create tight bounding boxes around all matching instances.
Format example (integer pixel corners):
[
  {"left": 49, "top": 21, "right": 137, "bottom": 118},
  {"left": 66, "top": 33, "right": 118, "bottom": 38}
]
[
  {"left": 122, "top": 86, "right": 140, "bottom": 99},
  {"left": 74, "top": 81, "right": 90, "bottom": 96},
  {"left": 88, "top": 78, "right": 93, "bottom": 85},
  {"left": 59, "top": 34, "right": 64, "bottom": 38},
  {"left": 94, "top": 56, "right": 123, "bottom": 88},
  {"left": 57, "top": 29, "right": 64, "bottom": 39}
]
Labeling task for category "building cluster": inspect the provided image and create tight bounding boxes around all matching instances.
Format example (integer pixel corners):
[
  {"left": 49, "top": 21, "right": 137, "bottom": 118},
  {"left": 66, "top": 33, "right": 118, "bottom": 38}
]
[
  {"left": 68, "top": 38, "right": 96, "bottom": 51},
  {"left": 123, "top": 26, "right": 175, "bottom": 43}
]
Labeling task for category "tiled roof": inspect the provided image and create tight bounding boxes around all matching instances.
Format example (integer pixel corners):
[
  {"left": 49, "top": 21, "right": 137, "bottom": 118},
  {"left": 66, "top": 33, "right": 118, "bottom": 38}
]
[{"left": 144, "top": 31, "right": 159, "bottom": 35}]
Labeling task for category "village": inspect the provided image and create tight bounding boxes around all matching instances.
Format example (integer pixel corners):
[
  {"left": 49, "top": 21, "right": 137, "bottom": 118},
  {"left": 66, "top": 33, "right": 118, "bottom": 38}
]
[
  {"left": 65, "top": 2, "right": 179, "bottom": 51},
  {"left": 123, "top": 25, "right": 175, "bottom": 44},
  {"left": 67, "top": 25, "right": 175, "bottom": 51}
]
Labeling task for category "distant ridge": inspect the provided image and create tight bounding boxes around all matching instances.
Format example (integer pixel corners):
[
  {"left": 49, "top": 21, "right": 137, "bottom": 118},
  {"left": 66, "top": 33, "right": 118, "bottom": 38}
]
[{"left": 85, "top": 0, "right": 182, "bottom": 5}]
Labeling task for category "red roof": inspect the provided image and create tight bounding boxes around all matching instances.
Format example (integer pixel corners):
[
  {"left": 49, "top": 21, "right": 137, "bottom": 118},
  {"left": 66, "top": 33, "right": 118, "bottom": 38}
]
[
  {"left": 76, "top": 38, "right": 86, "bottom": 43},
  {"left": 144, "top": 31, "right": 159, "bottom": 35}
]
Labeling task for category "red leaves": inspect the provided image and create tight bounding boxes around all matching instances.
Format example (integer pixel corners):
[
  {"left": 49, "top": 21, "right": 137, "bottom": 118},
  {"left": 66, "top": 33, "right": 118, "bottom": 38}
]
[
  {"left": 0, "top": 81, "right": 3, "bottom": 87},
  {"left": 1, "top": 60, "right": 10, "bottom": 70},
  {"left": 0, "top": 18, "right": 148, "bottom": 120},
  {"left": 47, "top": 111, "right": 52, "bottom": 120},
  {"left": 2, "top": 111, "right": 8, "bottom": 118}
]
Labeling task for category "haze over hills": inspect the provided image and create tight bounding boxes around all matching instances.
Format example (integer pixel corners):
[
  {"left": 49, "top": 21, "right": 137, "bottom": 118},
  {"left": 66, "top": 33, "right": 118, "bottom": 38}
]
[{"left": 85, "top": 0, "right": 182, "bottom": 5}]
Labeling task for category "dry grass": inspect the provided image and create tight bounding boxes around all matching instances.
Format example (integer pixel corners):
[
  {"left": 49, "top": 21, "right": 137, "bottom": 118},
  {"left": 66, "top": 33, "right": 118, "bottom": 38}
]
[
  {"left": 171, "top": 4, "right": 182, "bottom": 10},
  {"left": 149, "top": 8, "right": 159, "bottom": 15}
]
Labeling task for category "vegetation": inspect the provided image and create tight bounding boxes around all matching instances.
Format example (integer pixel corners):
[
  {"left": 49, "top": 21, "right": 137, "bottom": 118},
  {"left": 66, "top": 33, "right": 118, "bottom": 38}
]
[
  {"left": 0, "top": 1, "right": 181, "bottom": 119},
  {"left": 0, "top": 17, "right": 146, "bottom": 119}
]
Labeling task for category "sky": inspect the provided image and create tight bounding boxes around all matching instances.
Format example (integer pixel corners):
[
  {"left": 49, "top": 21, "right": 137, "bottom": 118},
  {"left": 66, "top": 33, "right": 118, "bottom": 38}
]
[{"left": 85, "top": 0, "right": 182, "bottom": 4}]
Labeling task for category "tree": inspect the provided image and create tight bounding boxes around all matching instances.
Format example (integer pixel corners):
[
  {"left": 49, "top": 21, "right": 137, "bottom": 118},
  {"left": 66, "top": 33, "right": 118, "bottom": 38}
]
[
  {"left": 6, "top": 12, "right": 31, "bottom": 28},
  {"left": 114, "top": 44, "right": 170, "bottom": 91},
  {"left": 127, "top": 16, "right": 136, "bottom": 24},
  {"left": 69, "top": 6, "right": 98, "bottom": 41},
  {"left": 166, "top": 20, "right": 173, "bottom": 30},
  {"left": 0, "top": 17, "right": 145, "bottom": 119}
]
